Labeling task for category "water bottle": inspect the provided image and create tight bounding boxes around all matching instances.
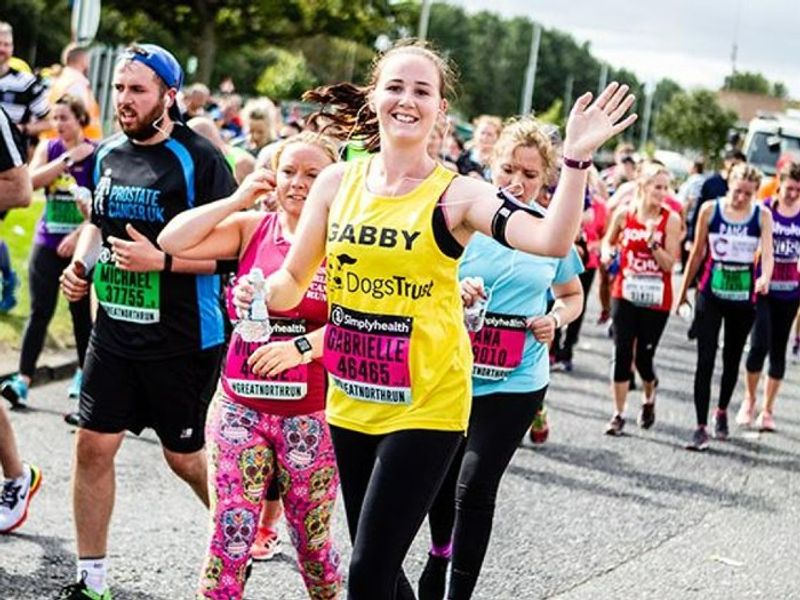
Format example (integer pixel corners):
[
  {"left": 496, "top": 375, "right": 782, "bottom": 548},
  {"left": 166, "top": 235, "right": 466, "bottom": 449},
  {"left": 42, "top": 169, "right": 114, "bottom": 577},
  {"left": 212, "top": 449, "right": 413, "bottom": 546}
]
[
  {"left": 607, "top": 250, "right": 620, "bottom": 276},
  {"left": 464, "top": 277, "right": 490, "bottom": 332},
  {"left": 234, "top": 267, "right": 272, "bottom": 342}
]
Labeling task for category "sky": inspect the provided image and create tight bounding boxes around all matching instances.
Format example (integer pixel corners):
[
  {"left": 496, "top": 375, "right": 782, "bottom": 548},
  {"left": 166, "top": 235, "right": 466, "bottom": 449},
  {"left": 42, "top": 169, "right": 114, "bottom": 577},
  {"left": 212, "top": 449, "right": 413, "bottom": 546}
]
[{"left": 456, "top": 0, "right": 800, "bottom": 96}]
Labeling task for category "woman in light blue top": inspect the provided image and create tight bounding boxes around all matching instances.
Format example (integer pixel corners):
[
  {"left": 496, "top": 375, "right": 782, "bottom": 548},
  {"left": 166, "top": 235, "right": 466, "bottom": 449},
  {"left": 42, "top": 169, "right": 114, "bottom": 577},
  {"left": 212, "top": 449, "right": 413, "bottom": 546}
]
[{"left": 419, "top": 116, "right": 585, "bottom": 600}]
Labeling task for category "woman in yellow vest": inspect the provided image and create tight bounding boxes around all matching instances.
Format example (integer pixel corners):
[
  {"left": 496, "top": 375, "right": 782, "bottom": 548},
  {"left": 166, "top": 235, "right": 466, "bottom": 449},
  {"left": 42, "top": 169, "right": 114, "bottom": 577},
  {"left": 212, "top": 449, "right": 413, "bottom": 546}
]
[{"left": 234, "top": 39, "right": 636, "bottom": 599}]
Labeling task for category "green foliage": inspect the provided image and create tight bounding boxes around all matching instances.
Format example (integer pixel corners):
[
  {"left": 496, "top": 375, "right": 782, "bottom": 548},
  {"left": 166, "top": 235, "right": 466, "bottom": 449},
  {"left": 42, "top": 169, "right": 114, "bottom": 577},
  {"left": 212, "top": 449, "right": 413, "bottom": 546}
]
[
  {"left": 255, "top": 48, "right": 318, "bottom": 101},
  {"left": 655, "top": 89, "right": 736, "bottom": 161},
  {"left": 536, "top": 98, "right": 564, "bottom": 128},
  {"left": 723, "top": 70, "right": 787, "bottom": 99}
]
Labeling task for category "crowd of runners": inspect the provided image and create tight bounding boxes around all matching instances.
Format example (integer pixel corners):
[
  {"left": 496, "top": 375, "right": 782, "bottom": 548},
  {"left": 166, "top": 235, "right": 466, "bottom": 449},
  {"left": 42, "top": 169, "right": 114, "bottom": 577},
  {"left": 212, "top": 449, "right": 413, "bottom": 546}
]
[{"left": 0, "top": 23, "right": 799, "bottom": 600}]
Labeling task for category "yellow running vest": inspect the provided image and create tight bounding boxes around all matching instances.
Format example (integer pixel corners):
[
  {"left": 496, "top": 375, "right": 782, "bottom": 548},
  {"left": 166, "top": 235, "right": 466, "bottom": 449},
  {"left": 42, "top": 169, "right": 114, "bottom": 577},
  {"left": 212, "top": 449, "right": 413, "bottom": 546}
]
[{"left": 323, "top": 159, "right": 472, "bottom": 434}]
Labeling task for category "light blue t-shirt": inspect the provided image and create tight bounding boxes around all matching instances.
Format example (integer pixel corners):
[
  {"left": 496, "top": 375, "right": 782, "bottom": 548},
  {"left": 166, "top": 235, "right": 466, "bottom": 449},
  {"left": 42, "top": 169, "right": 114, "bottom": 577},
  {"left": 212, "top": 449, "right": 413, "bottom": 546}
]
[{"left": 459, "top": 233, "right": 584, "bottom": 397}]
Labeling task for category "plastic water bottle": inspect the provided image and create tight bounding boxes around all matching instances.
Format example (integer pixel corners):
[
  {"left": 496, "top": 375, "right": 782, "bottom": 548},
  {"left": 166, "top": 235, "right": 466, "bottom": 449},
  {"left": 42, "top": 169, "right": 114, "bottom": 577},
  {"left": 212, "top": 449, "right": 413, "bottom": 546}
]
[
  {"left": 607, "top": 250, "right": 620, "bottom": 276},
  {"left": 678, "top": 302, "right": 693, "bottom": 322},
  {"left": 464, "top": 277, "right": 490, "bottom": 332},
  {"left": 234, "top": 267, "right": 272, "bottom": 342}
]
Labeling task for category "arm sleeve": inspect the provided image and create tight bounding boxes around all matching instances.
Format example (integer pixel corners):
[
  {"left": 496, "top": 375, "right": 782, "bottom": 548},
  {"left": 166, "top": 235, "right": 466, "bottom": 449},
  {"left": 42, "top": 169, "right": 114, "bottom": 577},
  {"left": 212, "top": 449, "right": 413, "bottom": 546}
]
[
  {"left": 553, "top": 246, "right": 585, "bottom": 284},
  {"left": 0, "top": 108, "right": 26, "bottom": 170}
]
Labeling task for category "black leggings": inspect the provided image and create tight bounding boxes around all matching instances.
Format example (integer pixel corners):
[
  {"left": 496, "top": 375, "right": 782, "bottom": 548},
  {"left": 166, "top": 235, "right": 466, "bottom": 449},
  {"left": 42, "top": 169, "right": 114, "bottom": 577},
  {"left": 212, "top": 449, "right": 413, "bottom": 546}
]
[
  {"left": 426, "top": 388, "right": 546, "bottom": 600},
  {"left": 554, "top": 268, "right": 596, "bottom": 361},
  {"left": 693, "top": 293, "right": 756, "bottom": 426},
  {"left": 19, "top": 243, "right": 92, "bottom": 378},
  {"left": 610, "top": 298, "right": 669, "bottom": 383},
  {"left": 329, "top": 425, "right": 462, "bottom": 600},
  {"left": 745, "top": 295, "right": 800, "bottom": 380}
]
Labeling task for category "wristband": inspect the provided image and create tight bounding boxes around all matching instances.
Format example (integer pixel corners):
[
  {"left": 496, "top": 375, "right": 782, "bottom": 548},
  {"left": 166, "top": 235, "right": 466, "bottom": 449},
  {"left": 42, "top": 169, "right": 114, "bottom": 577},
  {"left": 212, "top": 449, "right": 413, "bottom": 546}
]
[
  {"left": 562, "top": 155, "right": 593, "bottom": 170},
  {"left": 549, "top": 310, "right": 563, "bottom": 329},
  {"left": 648, "top": 241, "right": 662, "bottom": 252},
  {"left": 162, "top": 253, "right": 172, "bottom": 273}
]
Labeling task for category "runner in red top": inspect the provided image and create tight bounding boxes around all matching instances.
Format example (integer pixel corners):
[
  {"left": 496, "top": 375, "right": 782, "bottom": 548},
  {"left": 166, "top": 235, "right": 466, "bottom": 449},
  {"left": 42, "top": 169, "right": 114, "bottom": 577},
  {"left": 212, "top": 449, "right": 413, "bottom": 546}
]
[{"left": 601, "top": 162, "right": 682, "bottom": 436}]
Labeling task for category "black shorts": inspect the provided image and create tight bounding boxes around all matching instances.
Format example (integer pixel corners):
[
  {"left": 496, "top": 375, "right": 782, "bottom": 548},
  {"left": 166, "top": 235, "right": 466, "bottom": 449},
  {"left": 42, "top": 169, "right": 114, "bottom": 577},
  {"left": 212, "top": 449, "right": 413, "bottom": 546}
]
[{"left": 79, "top": 342, "right": 223, "bottom": 453}]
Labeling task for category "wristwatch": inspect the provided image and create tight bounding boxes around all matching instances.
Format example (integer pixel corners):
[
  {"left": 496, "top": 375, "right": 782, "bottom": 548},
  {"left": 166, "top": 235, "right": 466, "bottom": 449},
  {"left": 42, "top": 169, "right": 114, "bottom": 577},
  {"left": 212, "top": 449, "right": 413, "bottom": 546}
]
[
  {"left": 61, "top": 153, "right": 75, "bottom": 169},
  {"left": 648, "top": 240, "right": 662, "bottom": 251},
  {"left": 294, "top": 336, "right": 313, "bottom": 364},
  {"left": 549, "top": 310, "right": 563, "bottom": 329}
]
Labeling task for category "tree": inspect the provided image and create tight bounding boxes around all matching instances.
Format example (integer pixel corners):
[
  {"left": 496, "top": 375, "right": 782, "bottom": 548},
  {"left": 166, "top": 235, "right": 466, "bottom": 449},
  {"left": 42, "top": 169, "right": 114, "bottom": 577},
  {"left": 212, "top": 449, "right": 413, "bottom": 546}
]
[
  {"left": 99, "top": 0, "right": 400, "bottom": 85},
  {"left": 255, "top": 48, "right": 317, "bottom": 101},
  {"left": 655, "top": 89, "right": 736, "bottom": 161},
  {"left": 723, "top": 71, "right": 771, "bottom": 95}
]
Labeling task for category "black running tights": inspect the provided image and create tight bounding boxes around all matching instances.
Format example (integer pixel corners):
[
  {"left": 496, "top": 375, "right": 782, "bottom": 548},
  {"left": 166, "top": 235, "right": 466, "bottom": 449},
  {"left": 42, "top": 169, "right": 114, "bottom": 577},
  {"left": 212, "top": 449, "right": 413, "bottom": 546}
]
[
  {"left": 693, "top": 293, "right": 756, "bottom": 426},
  {"left": 329, "top": 425, "right": 462, "bottom": 600}
]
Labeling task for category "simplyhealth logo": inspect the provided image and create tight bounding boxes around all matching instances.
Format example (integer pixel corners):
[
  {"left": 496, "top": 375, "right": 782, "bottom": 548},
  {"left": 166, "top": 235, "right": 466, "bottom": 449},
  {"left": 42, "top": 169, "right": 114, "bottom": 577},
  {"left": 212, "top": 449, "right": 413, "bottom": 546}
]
[{"left": 327, "top": 253, "right": 434, "bottom": 301}]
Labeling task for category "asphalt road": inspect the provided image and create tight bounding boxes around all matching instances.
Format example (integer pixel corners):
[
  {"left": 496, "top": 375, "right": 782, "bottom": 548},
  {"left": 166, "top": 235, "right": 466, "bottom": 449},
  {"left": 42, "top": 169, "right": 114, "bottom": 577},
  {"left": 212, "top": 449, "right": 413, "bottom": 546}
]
[{"left": 3, "top": 289, "right": 800, "bottom": 599}]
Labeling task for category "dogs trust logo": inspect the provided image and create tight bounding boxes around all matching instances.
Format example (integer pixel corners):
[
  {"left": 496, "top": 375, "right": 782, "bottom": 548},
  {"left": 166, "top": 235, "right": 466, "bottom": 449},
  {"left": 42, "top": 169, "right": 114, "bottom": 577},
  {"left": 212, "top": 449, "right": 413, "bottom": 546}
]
[{"left": 328, "top": 253, "right": 358, "bottom": 291}]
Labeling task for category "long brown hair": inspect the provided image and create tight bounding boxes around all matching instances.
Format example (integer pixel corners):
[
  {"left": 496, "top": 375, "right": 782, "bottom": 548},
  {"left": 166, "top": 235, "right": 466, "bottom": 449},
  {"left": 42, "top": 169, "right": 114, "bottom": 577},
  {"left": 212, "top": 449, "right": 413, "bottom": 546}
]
[{"left": 303, "top": 39, "right": 457, "bottom": 153}]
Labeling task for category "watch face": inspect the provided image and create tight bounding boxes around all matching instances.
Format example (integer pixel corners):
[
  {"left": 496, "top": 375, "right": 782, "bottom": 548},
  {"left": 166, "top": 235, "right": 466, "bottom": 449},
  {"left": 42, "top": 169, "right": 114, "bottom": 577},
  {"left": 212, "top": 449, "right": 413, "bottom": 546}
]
[{"left": 295, "top": 336, "right": 312, "bottom": 354}]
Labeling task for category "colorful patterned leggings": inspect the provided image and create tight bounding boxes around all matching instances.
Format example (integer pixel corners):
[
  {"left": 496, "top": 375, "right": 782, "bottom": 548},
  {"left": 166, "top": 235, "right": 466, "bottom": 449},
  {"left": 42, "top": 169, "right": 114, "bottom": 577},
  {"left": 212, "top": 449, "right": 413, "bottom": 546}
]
[{"left": 198, "top": 391, "right": 342, "bottom": 599}]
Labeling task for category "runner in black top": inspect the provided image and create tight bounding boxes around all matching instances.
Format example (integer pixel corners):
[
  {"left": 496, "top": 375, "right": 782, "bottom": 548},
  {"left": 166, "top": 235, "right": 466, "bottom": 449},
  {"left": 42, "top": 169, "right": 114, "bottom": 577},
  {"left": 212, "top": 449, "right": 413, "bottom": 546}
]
[{"left": 57, "top": 44, "right": 237, "bottom": 600}]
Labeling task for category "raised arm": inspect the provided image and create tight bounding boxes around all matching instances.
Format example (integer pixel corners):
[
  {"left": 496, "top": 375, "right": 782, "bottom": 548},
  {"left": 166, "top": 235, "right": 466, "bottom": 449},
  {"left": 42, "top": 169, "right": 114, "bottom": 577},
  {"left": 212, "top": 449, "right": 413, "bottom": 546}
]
[
  {"left": 265, "top": 163, "right": 344, "bottom": 310},
  {"left": 158, "top": 168, "right": 274, "bottom": 260},
  {"left": 457, "top": 83, "right": 636, "bottom": 256}
]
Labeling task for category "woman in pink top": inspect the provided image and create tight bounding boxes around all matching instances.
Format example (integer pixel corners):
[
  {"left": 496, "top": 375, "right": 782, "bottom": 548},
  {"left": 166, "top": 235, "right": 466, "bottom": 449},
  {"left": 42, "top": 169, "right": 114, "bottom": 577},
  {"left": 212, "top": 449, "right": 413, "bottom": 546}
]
[{"left": 159, "top": 133, "right": 342, "bottom": 599}]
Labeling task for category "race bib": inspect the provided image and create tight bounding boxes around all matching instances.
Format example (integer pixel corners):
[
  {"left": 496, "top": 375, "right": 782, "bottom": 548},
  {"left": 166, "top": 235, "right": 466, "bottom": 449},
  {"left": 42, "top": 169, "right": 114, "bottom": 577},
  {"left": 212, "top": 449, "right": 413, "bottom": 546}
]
[
  {"left": 710, "top": 263, "right": 752, "bottom": 301},
  {"left": 770, "top": 260, "right": 800, "bottom": 292},
  {"left": 223, "top": 319, "right": 308, "bottom": 401},
  {"left": 93, "top": 249, "right": 160, "bottom": 323},
  {"left": 708, "top": 233, "right": 759, "bottom": 263},
  {"left": 44, "top": 189, "right": 83, "bottom": 235},
  {"left": 469, "top": 312, "right": 526, "bottom": 380},
  {"left": 622, "top": 274, "right": 665, "bottom": 307},
  {"left": 324, "top": 304, "right": 412, "bottom": 405}
]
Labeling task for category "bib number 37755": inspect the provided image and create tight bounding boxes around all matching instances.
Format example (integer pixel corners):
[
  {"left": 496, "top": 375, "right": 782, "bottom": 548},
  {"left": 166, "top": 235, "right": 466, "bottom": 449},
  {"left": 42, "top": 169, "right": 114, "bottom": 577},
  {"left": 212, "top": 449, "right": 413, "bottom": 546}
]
[{"left": 93, "top": 256, "right": 160, "bottom": 324}]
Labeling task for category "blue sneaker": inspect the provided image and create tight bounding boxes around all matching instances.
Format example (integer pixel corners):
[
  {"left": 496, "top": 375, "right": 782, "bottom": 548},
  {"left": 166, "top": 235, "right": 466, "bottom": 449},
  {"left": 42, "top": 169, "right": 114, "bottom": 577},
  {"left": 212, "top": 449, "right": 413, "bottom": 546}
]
[
  {"left": 0, "top": 270, "right": 18, "bottom": 313},
  {"left": 1, "top": 374, "right": 28, "bottom": 409},
  {"left": 68, "top": 369, "right": 83, "bottom": 399}
]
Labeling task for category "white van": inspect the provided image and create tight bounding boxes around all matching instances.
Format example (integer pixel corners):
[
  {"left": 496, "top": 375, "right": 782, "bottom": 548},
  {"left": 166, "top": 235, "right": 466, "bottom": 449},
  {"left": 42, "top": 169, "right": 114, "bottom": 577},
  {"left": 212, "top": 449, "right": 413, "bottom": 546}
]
[{"left": 742, "top": 111, "right": 800, "bottom": 176}]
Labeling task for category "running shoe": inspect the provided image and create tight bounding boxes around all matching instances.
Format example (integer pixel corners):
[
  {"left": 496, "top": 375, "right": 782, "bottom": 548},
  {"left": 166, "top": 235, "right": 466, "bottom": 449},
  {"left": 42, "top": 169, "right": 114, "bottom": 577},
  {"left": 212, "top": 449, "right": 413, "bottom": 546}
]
[
  {"left": 418, "top": 553, "right": 449, "bottom": 600},
  {"left": 735, "top": 400, "right": 755, "bottom": 428},
  {"left": 638, "top": 402, "right": 655, "bottom": 430},
  {"left": 1, "top": 374, "right": 28, "bottom": 409},
  {"left": 756, "top": 411, "right": 775, "bottom": 432},
  {"left": 604, "top": 414, "right": 625, "bottom": 436},
  {"left": 529, "top": 408, "right": 549, "bottom": 444},
  {"left": 792, "top": 337, "right": 800, "bottom": 363},
  {"left": 64, "top": 411, "right": 81, "bottom": 427},
  {"left": 686, "top": 427, "right": 709, "bottom": 451},
  {"left": 250, "top": 525, "right": 281, "bottom": 561},
  {"left": 0, "top": 270, "right": 18, "bottom": 313},
  {"left": 68, "top": 369, "right": 83, "bottom": 400},
  {"left": 56, "top": 579, "right": 112, "bottom": 600},
  {"left": 713, "top": 409, "right": 729, "bottom": 440},
  {"left": 596, "top": 309, "right": 610, "bottom": 325},
  {"left": 0, "top": 464, "right": 42, "bottom": 533},
  {"left": 550, "top": 359, "right": 573, "bottom": 373}
]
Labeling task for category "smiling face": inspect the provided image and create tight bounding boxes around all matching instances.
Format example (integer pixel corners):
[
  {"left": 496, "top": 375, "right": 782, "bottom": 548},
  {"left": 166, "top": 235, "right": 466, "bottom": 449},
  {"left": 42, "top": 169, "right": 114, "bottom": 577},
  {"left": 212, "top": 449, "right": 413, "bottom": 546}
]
[
  {"left": 113, "top": 61, "right": 170, "bottom": 142},
  {"left": 492, "top": 144, "right": 545, "bottom": 203},
  {"left": 275, "top": 143, "right": 334, "bottom": 219},
  {"left": 372, "top": 52, "right": 446, "bottom": 149},
  {"left": 642, "top": 173, "right": 670, "bottom": 210}
]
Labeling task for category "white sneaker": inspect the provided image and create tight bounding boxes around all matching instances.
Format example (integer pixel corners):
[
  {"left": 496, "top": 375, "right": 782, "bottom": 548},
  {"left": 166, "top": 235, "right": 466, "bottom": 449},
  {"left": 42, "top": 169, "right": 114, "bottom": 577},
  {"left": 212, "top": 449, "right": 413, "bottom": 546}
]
[{"left": 0, "top": 464, "right": 42, "bottom": 533}]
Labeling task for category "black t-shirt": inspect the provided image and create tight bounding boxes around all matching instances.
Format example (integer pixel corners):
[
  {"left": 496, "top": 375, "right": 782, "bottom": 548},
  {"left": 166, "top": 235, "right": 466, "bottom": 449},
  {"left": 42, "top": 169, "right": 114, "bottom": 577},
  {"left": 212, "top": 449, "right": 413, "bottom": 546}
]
[
  {"left": 0, "top": 106, "right": 25, "bottom": 171},
  {"left": 89, "top": 124, "right": 237, "bottom": 359}
]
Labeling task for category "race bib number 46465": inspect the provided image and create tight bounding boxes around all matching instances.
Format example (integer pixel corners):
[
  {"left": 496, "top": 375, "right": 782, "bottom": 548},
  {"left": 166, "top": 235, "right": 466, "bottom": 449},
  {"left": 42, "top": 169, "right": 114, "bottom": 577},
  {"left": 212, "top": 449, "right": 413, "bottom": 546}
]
[
  {"left": 93, "top": 260, "right": 160, "bottom": 324},
  {"left": 324, "top": 304, "right": 413, "bottom": 405}
]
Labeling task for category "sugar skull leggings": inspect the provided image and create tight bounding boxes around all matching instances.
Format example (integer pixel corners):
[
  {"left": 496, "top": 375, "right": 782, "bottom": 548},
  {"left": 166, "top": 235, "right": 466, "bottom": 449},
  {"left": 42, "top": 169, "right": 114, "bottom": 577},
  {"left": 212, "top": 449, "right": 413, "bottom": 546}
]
[{"left": 198, "top": 391, "right": 342, "bottom": 600}]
